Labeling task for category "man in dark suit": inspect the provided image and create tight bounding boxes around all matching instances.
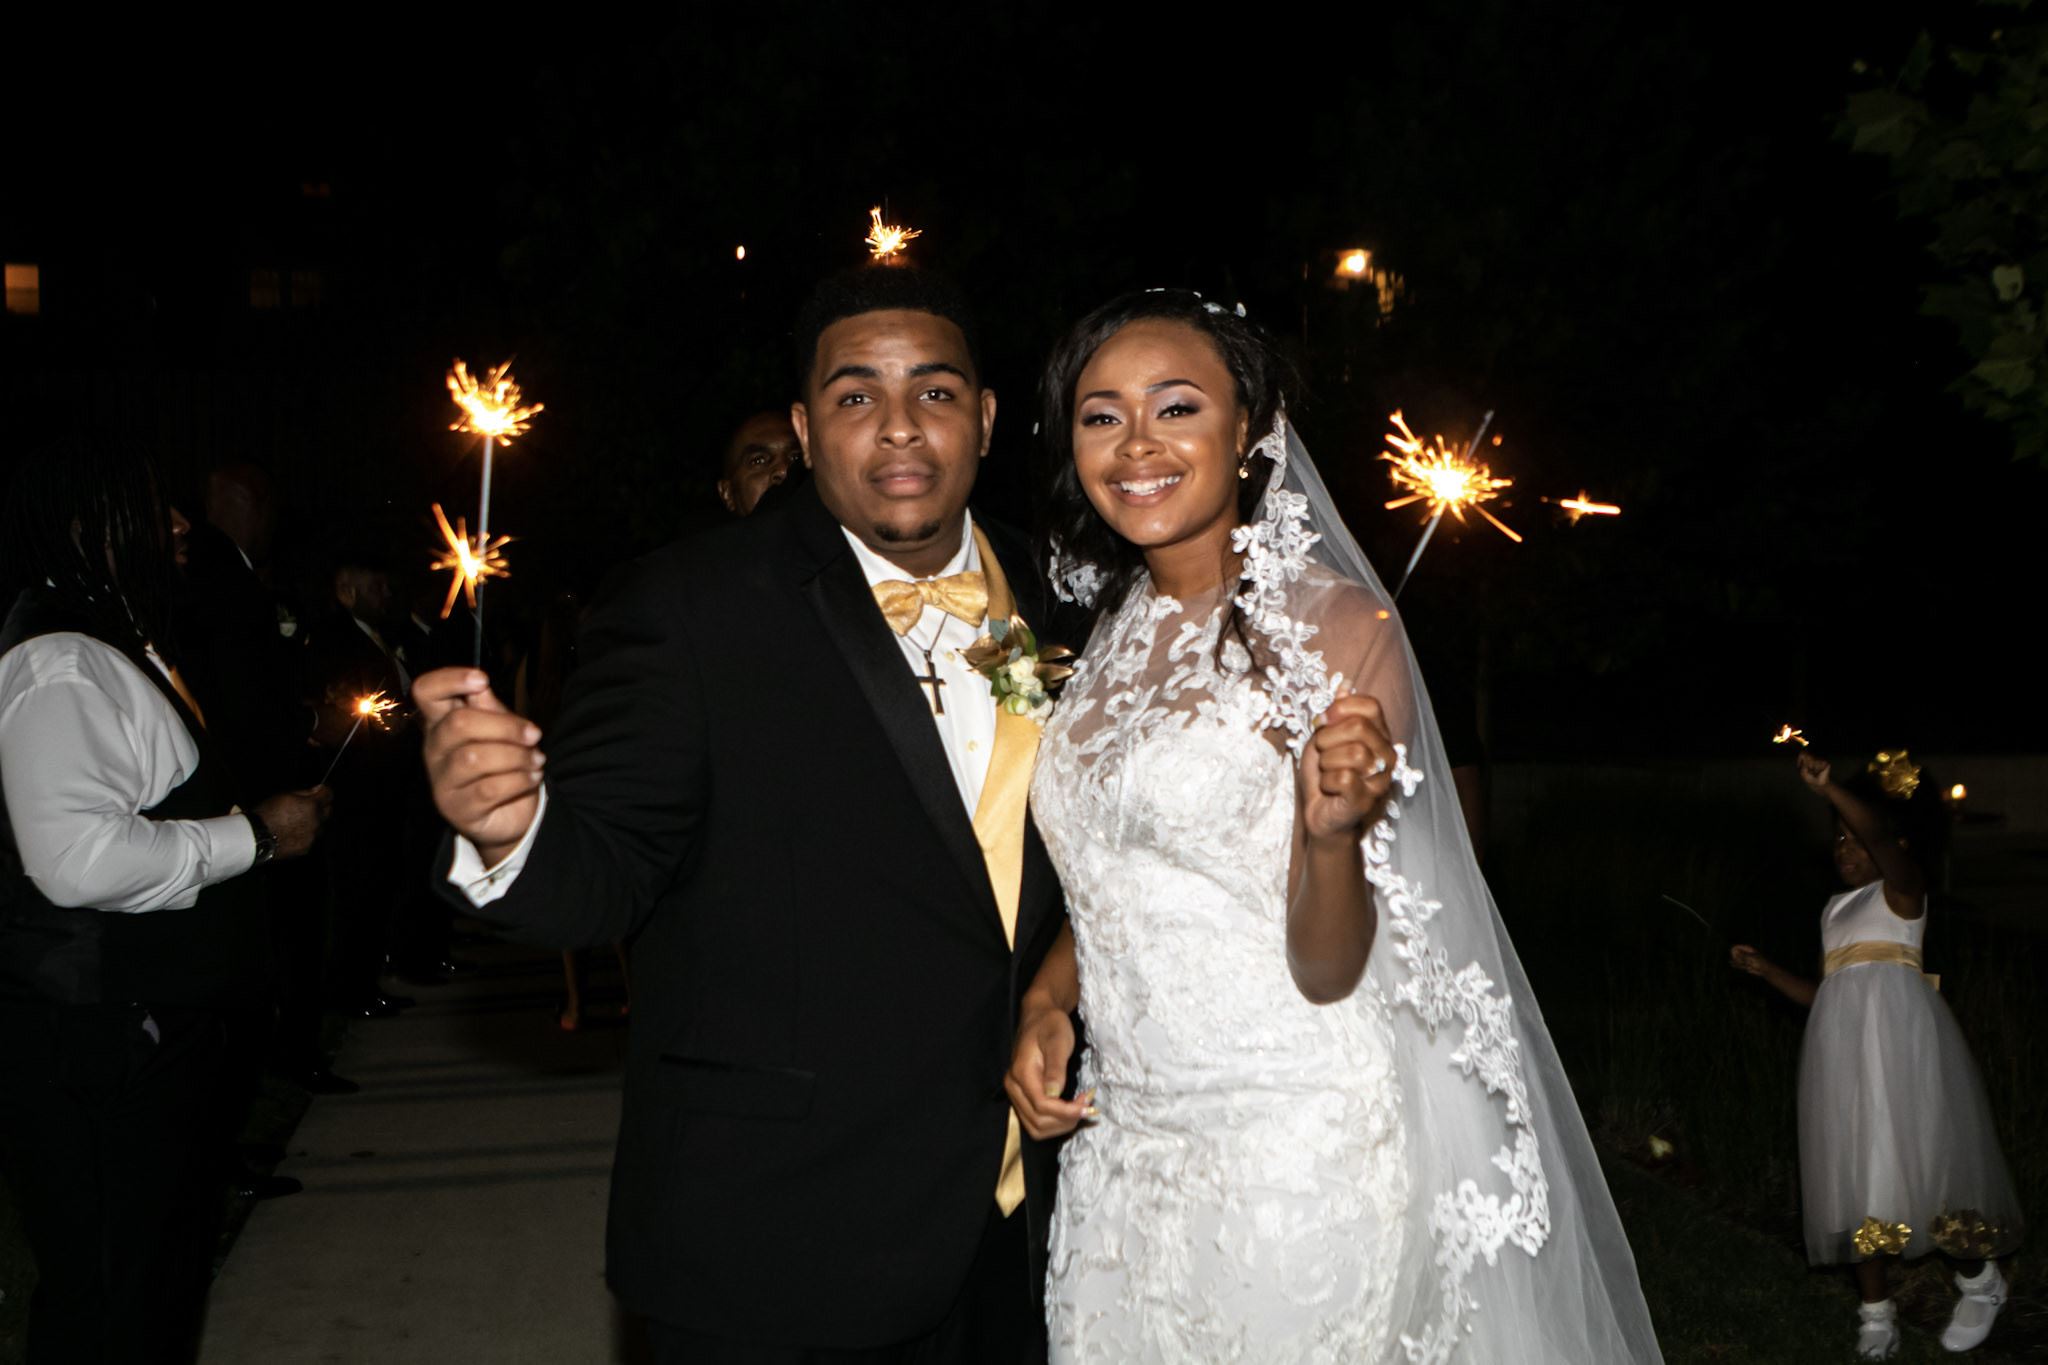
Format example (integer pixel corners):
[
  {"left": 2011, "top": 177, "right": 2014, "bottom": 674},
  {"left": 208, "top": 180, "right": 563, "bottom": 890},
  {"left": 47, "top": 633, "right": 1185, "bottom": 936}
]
[
  {"left": 179, "top": 464, "right": 323, "bottom": 803},
  {"left": 417, "top": 267, "right": 1068, "bottom": 1364}
]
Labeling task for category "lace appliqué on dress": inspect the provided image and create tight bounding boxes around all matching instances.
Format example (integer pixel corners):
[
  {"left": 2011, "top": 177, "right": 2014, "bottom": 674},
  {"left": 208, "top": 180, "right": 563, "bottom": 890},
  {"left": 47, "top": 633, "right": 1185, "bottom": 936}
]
[
  {"left": 1231, "top": 415, "right": 1341, "bottom": 756},
  {"left": 1367, "top": 747, "right": 1553, "bottom": 1365}
]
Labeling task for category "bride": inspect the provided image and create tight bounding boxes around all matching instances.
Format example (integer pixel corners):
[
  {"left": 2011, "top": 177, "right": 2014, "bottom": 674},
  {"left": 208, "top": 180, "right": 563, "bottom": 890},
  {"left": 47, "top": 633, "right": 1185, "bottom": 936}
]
[{"left": 1005, "top": 290, "right": 1663, "bottom": 1363}]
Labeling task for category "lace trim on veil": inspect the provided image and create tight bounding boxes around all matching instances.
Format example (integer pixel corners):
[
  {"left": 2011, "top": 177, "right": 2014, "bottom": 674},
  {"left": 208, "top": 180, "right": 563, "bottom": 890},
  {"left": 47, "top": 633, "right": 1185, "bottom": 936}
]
[{"left": 1236, "top": 414, "right": 1554, "bottom": 1362}]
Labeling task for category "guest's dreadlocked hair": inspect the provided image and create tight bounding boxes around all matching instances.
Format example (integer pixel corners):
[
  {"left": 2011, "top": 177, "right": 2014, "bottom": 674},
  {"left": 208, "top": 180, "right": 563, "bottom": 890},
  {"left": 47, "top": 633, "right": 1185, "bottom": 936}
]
[{"left": 4, "top": 432, "right": 181, "bottom": 658}]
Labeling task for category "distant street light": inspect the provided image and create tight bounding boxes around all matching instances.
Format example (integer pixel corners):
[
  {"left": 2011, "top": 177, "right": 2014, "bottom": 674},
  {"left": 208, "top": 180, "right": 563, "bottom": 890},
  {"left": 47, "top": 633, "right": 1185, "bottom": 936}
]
[{"left": 1329, "top": 247, "right": 1404, "bottom": 317}]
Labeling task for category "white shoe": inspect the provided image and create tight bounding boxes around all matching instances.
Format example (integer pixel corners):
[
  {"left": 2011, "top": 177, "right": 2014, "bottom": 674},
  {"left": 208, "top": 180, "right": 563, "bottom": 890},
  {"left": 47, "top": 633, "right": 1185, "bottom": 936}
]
[
  {"left": 1858, "top": 1299, "right": 1901, "bottom": 1360},
  {"left": 1941, "top": 1262, "right": 2007, "bottom": 1352}
]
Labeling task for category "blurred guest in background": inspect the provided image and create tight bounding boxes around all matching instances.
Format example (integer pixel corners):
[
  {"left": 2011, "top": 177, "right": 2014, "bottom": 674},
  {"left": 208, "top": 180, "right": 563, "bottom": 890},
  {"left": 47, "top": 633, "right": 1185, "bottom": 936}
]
[
  {"left": 715, "top": 408, "right": 803, "bottom": 517},
  {"left": 304, "top": 550, "right": 415, "bottom": 1020},
  {"left": 0, "top": 436, "right": 329, "bottom": 1363}
]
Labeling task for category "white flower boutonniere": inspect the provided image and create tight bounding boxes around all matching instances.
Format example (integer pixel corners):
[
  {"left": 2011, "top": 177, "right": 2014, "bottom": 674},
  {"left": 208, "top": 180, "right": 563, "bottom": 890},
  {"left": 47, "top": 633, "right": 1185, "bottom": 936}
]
[{"left": 962, "top": 615, "right": 1075, "bottom": 723}]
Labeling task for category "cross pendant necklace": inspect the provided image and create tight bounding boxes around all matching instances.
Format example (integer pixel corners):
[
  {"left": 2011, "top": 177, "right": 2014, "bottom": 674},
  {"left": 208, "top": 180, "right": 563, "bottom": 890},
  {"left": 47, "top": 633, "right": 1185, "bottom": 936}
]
[{"left": 909, "top": 620, "right": 947, "bottom": 716}]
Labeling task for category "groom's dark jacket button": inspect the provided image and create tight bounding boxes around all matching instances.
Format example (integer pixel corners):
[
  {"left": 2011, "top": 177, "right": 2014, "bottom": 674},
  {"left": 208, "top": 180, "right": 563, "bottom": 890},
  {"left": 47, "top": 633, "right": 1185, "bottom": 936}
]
[{"left": 660, "top": 1053, "right": 817, "bottom": 1121}]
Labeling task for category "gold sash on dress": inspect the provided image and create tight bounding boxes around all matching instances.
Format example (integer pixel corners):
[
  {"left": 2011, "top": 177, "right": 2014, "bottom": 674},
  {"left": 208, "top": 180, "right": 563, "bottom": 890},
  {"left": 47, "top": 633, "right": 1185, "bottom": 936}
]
[
  {"left": 1821, "top": 940, "right": 1938, "bottom": 991},
  {"left": 967, "top": 526, "right": 1037, "bottom": 1217}
]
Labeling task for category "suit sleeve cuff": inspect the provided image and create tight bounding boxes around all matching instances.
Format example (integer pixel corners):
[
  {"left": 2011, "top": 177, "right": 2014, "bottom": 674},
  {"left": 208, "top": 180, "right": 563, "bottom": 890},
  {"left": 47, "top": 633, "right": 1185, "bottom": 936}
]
[{"left": 447, "top": 786, "right": 547, "bottom": 906}]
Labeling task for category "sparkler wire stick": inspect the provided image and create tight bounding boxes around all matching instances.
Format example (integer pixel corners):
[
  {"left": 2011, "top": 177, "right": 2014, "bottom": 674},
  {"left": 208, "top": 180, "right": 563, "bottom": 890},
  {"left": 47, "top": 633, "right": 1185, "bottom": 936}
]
[
  {"left": 1392, "top": 512, "right": 1444, "bottom": 601},
  {"left": 1659, "top": 894, "right": 1716, "bottom": 934},
  {"left": 319, "top": 714, "right": 367, "bottom": 787},
  {"left": 473, "top": 433, "right": 497, "bottom": 668}
]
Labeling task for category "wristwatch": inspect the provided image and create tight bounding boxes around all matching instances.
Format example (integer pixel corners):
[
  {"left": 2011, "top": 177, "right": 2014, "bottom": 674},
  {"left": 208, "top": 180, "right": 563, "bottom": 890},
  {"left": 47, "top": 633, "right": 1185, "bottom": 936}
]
[{"left": 245, "top": 810, "right": 279, "bottom": 867}]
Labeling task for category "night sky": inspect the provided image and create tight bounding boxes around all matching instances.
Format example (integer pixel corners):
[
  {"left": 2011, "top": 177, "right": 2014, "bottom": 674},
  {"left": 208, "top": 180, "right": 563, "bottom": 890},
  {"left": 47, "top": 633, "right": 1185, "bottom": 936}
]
[{"left": 5, "top": 6, "right": 2040, "bottom": 759}]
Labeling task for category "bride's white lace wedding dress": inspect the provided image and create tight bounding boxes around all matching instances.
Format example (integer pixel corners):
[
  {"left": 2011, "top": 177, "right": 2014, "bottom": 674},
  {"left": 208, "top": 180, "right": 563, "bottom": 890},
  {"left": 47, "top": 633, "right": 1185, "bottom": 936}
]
[
  {"left": 1033, "top": 575, "right": 1414, "bottom": 1362},
  {"left": 1030, "top": 412, "right": 1662, "bottom": 1364}
]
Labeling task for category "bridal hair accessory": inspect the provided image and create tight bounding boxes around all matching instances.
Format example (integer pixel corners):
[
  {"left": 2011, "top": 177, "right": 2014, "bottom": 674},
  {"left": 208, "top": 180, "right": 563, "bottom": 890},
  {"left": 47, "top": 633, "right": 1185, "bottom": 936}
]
[
  {"left": 1142, "top": 287, "right": 1248, "bottom": 318},
  {"left": 1048, "top": 537, "right": 1104, "bottom": 608}
]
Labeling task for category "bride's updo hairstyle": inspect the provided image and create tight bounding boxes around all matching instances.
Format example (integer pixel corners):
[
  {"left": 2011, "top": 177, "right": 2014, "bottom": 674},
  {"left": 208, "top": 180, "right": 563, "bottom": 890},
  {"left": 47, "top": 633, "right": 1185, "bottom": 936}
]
[{"left": 1039, "top": 289, "right": 1301, "bottom": 634}]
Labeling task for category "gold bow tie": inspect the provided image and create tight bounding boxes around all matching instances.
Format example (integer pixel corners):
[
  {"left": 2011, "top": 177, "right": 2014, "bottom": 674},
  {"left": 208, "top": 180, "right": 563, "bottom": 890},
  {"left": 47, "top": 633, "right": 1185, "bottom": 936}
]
[{"left": 872, "top": 571, "right": 988, "bottom": 635}]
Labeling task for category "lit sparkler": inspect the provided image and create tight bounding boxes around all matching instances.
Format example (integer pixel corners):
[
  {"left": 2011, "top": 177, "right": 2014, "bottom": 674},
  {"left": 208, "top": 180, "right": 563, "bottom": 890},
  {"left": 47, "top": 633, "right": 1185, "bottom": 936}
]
[
  {"left": 1548, "top": 490, "right": 1623, "bottom": 523},
  {"left": 447, "top": 359, "right": 542, "bottom": 444},
  {"left": 444, "top": 359, "right": 539, "bottom": 667},
  {"left": 446, "top": 359, "right": 541, "bottom": 548},
  {"left": 1772, "top": 724, "right": 1810, "bottom": 748},
  {"left": 319, "top": 690, "right": 401, "bottom": 785},
  {"left": 429, "top": 502, "right": 511, "bottom": 620},
  {"left": 1383, "top": 409, "right": 1520, "bottom": 597},
  {"left": 865, "top": 206, "right": 922, "bottom": 261}
]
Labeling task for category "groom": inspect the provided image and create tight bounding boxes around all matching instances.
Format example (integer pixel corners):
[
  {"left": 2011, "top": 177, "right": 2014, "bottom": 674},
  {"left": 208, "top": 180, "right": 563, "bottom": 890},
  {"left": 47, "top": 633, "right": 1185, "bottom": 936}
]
[{"left": 415, "top": 267, "right": 1066, "bottom": 1364}]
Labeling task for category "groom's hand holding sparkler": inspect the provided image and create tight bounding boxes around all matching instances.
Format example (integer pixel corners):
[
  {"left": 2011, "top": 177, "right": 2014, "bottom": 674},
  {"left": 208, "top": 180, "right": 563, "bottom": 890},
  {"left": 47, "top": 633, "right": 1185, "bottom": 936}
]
[{"left": 417, "top": 667, "right": 547, "bottom": 865}]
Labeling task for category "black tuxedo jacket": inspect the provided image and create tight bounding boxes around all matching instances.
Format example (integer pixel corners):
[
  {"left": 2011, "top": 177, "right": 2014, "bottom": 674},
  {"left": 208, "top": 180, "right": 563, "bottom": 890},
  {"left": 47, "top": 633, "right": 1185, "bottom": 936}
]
[
  {"left": 435, "top": 485, "right": 1070, "bottom": 1347},
  {"left": 177, "top": 523, "right": 315, "bottom": 799}
]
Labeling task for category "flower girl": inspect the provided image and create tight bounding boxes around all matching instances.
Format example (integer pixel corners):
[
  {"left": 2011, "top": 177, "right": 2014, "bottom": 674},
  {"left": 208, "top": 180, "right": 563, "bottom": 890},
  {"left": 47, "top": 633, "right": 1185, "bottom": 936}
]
[{"left": 1731, "top": 750, "right": 2024, "bottom": 1359}]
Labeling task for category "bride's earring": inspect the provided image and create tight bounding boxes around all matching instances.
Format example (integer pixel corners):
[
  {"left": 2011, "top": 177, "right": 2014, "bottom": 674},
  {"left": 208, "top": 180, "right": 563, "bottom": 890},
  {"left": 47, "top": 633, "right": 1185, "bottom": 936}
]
[{"left": 1237, "top": 458, "right": 1251, "bottom": 480}]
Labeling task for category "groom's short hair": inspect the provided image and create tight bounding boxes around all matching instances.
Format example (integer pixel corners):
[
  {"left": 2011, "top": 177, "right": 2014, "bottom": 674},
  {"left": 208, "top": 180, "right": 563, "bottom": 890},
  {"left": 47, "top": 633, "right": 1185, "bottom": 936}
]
[{"left": 792, "top": 266, "right": 983, "bottom": 392}]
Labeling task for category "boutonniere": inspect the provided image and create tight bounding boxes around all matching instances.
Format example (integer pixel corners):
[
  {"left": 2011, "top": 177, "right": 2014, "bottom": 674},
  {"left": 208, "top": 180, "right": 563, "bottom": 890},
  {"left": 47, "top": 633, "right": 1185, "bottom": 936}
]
[{"left": 961, "top": 615, "right": 1075, "bottom": 722}]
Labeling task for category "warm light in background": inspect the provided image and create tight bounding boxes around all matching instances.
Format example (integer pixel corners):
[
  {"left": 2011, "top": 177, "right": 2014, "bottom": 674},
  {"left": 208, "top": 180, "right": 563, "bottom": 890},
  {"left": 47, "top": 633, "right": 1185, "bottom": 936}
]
[
  {"left": 1329, "top": 248, "right": 1404, "bottom": 317},
  {"left": 4, "top": 263, "right": 39, "bottom": 316},
  {"left": 1950, "top": 783, "right": 1968, "bottom": 803},
  {"left": 735, "top": 244, "right": 747, "bottom": 261}
]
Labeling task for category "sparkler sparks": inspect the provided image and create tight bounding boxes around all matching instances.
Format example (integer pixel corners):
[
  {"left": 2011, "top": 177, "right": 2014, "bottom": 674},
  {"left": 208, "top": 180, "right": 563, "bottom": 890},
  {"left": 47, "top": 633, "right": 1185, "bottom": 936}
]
[
  {"left": 320, "top": 690, "right": 404, "bottom": 785},
  {"left": 429, "top": 503, "right": 511, "bottom": 620},
  {"left": 1381, "top": 411, "right": 1523, "bottom": 544},
  {"left": 446, "top": 360, "right": 543, "bottom": 443},
  {"left": 1772, "top": 724, "right": 1810, "bottom": 748},
  {"left": 864, "top": 206, "right": 922, "bottom": 261},
  {"left": 1550, "top": 490, "right": 1623, "bottom": 523}
]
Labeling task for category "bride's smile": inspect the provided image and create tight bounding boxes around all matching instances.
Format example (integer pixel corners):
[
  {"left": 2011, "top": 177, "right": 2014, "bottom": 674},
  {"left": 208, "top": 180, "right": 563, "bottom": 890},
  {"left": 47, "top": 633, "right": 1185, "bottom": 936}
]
[{"left": 1070, "top": 318, "right": 1251, "bottom": 595}]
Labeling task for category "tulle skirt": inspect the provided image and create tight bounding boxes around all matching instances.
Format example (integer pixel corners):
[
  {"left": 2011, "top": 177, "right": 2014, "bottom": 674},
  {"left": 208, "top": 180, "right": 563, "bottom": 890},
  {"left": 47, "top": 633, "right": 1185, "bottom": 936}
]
[{"left": 1798, "top": 962, "right": 2025, "bottom": 1264}]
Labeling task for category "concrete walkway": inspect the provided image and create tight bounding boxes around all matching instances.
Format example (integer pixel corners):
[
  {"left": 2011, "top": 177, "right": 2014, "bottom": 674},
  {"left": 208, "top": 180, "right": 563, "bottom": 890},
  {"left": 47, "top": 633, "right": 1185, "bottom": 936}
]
[{"left": 200, "top": 942, "right": 637, "bottom": 1364}]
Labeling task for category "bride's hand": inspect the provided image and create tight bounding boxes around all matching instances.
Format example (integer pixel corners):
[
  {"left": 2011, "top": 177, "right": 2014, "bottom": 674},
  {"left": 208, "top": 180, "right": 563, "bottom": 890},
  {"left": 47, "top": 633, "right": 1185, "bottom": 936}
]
[
  {"left": 1005, "top": 1003, "right": 1091, "bottom": 1140},
  {"left": 1301, "top": 691, "right": 1398, "bottom": 842}
]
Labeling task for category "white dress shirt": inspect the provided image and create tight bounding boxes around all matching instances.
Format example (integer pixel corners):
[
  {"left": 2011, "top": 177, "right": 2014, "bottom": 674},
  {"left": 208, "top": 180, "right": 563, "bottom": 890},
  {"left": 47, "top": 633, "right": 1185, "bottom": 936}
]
[
  {"left": 450, "top": 513, "right": 998, "bottom": 906},
  {"left": 0, "top": 633, "right": 256, "bottom": 913}
]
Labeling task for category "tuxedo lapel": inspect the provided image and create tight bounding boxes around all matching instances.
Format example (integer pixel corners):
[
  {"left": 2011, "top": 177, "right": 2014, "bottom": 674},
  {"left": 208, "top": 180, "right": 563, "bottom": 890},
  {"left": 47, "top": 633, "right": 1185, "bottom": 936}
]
[{"left": 788, "top": 493, "right": 1002, "bottom": 938}]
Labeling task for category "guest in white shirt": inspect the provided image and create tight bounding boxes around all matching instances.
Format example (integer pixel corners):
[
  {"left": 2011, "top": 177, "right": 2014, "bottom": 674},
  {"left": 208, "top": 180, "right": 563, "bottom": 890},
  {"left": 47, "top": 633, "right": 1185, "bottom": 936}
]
[{"left": 0, "top": 436, "right": 328, "bottom": 1364}]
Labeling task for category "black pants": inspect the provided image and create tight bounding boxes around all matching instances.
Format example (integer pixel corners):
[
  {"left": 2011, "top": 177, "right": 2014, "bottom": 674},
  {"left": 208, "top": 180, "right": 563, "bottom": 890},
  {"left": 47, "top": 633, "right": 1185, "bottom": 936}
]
[
  {"left": 646, "top": 1201, "right": 1043, "bottom": 1365},
  {"left": 270, "top": 846, "right": 331, "bottom": 1071},
  {"left": 0, "top": 1001, "right": 231, "bottom": 1365}
]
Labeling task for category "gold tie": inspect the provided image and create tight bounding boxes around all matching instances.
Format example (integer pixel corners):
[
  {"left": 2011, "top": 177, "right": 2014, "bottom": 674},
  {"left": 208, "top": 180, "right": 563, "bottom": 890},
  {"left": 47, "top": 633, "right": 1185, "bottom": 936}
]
[
  {"left": 871, "top": 572, "right": 988, "bottom": 636},
  {"left": 968, "top": 528, "right": 1037, "bottom": 1217}
]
